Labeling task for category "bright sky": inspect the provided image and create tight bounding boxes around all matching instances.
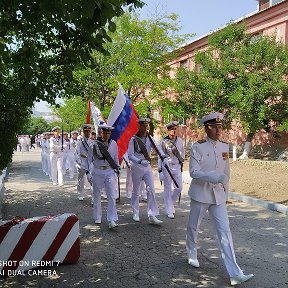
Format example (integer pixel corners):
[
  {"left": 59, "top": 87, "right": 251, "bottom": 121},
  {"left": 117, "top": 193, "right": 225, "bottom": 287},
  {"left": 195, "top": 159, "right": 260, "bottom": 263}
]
[
  {"left": 35, "top": 0, "right": 258, "bottom": 113},
  {"left": 138, "top": 0, "right": 258, "bottom": 38}
]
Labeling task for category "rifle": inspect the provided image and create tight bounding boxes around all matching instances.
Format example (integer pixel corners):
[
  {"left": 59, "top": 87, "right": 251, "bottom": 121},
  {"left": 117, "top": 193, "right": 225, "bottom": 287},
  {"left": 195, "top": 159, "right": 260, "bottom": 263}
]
[
  {"left": 122, "top": 156, "right": 131, "bottom": 169},
  {"left": 147, "top": 134, "right": 179, "bottom": 189},
  {"left": 61, "top": 121, "right": 64, "bottom": 151}
]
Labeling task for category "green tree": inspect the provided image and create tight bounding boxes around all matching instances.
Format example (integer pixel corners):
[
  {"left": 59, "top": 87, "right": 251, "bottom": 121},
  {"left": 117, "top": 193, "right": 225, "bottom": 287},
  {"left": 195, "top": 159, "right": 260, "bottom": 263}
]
[
  {"left": 67, "top": 11, "right": 192, "bottom": 116},
  {"left": 19, "top": 116, "right": 51, "bottom": 135},
  {"left": 175, "top": 23, "right": 288, "bottom": 157},
  {"left": 0, "top": 0, "right": 144, "bottom": 169}
]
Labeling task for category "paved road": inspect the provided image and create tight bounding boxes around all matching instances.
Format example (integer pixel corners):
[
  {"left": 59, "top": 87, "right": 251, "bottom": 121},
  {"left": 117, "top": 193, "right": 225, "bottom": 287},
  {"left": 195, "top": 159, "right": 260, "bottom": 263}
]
[{"left": 1, "top": 149, "right": 288, "bottom": 287}]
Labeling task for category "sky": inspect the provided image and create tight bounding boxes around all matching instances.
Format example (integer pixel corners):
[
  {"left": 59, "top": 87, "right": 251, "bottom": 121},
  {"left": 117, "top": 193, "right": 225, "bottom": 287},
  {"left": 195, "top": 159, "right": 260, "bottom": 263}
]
[
  {"left": 138, "top": 0, "right": 258, "bottom": 38},
  {"left": 35, "top": 0, "right": 258, "bottom": 113}
]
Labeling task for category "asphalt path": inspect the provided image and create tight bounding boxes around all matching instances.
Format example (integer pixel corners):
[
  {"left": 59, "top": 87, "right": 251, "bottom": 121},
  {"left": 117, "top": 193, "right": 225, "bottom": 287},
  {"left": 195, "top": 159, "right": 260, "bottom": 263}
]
[{"left": 0, "top": 149, "right": 287, "bottom": 287}]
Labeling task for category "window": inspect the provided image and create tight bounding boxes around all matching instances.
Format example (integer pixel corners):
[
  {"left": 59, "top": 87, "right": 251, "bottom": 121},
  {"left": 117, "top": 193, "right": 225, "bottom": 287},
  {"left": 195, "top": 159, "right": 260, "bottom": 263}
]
[
  {"left": 259, "top": 0, "right": 270, "bottom": 11},
  {"left": 180, "top": 59, "right": 189, "bottom": 69}
]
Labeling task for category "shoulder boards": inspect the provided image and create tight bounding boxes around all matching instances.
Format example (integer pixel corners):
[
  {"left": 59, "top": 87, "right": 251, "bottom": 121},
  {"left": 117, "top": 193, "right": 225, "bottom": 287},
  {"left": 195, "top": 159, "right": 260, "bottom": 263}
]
[
  {"left": 197, "top": 139, "right": 207, "bottom": 144},
  {"left": 219, "top": 140, "right": 229, "bottom": 144}
]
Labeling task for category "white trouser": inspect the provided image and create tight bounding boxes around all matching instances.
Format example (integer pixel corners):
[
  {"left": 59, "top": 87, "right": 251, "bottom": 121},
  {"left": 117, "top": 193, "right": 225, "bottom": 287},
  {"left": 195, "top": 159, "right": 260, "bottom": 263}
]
[
  {"left": 41, "top": 151, "right": 46, "bottom": 174},
  {"left": 130, "top": 164, "right": 159, "bottom": 217},
  {"left": 77, "top": 168, "right": 86, "bottom": 197},
  {"left": 67, "top": 152, "right": 76, "bottom": 178},
  {"left": 62, "top": 152, "right": 69, "bottom": 171},
  {"left": 186, "top": 200, "right": 243, "bottom": 278},
  {"left": 50, "top": 152, "right": 63, "bottom": 185},
  {"left": 163, "top": 166, "right": 183, "bottom": 215},
  {"left": 126, "top": 167, "right": 146, "bottom": 199},
  {"left": 92, "top": 168, "right": 118, "bottom": 222}
]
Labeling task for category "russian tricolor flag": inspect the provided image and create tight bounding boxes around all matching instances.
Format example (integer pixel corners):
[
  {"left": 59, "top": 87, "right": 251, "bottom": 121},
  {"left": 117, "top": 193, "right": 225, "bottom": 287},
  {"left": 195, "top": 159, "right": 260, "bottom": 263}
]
[{"left": 107, "top": 84, "right": 138, "bottom": 161}]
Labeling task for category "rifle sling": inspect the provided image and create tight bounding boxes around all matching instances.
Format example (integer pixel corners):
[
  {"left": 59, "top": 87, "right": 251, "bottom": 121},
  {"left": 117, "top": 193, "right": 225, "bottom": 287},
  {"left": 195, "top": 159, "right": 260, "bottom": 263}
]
[
  {"left": 95, "top": 140, "right": 118, "bottom": 170},
  {"left": 163, "top": 138, "right": 184, "bottom": 163},
  {"left": 134, "top": 135, "right": 151, "bottom": 162}
]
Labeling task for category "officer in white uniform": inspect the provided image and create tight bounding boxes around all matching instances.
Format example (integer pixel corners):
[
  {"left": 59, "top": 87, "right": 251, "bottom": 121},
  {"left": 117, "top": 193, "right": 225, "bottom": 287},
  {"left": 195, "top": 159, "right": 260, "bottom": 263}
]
[
  {"left": 90, "top": 124, "right": 120, "bottom": 229},
  {"left": 158, "top": 121, "right": 185, "bottom": 219},
  {"left": 76, "top": 124, "right": 93, "bottom": 200},
  {"left": 128, "top": 118, "right": 165, "bottom": 225},
  {"left": 186, "top": 112, "right": 254, "bottom": 286},
  {"left": 50, "top": 126, "right": 64, "bottom": 186}
]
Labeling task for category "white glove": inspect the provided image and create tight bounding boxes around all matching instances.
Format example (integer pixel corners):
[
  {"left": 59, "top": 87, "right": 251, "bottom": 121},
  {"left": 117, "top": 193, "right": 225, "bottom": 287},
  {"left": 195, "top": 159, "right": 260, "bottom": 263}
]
[
  {"left": 159, "top": 172, "right": 164, "bottom": 182},
  {"left": 162, "top": 157, "right": 169, "bottom": 166},
  {"left": 207, "top": 171, "right": 222, "bottom": 184},
  {"left": 86, "top": 173, "right": 93, "bottom": 185},
  {"left": 141, "top": 160, "right": 150, "bottom": 167},
  {"left": 76, "top": 163, "right": 81, "bottom": 169},
  {"left": 218, "top": 174, "right": 229, "bottom": 185}
]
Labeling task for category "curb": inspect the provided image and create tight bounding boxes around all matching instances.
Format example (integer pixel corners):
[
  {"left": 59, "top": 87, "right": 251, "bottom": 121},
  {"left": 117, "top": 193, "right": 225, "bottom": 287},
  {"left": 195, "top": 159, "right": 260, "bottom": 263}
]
[
  {"left": 182, "top": 171, "right": 288, "bottom": 215},
  {"left": 0, "top": 167, "right": 8, "bottom": 219},
  {"left": 228, "top": 191, "right": 288, "bottom": 215},
  {"left": 0, "top": 168, "right": 7, "bottom": 200}
]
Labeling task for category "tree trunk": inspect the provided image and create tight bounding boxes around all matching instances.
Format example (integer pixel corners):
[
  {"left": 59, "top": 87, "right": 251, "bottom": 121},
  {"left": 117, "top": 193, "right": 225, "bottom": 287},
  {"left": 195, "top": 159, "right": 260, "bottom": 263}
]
[
  {"left": 232, "top": 144, "right": 237, "bottom": 161},
  {"left": 238, "top": 132, "right": 254, "bottom": 160}
]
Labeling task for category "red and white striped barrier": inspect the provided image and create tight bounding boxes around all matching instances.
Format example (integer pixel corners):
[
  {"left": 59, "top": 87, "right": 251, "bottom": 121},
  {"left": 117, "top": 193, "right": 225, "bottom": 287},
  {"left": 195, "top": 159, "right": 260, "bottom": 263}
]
[{"left": 0, "top": 213, "right": 80, "bottom": 275}]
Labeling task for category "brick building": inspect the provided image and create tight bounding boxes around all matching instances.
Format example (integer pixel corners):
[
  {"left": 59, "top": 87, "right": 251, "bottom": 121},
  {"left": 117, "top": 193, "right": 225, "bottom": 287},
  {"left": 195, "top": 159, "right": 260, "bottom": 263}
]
[{"left": 155, "top": 0, "right": 288, "bottom": 157}]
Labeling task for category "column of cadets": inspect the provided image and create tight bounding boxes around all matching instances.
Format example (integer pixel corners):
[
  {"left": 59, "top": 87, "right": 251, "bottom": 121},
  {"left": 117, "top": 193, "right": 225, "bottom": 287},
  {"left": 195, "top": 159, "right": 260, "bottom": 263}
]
[{"left": 37, "top": 112, "right": 254, "bottom": 286}]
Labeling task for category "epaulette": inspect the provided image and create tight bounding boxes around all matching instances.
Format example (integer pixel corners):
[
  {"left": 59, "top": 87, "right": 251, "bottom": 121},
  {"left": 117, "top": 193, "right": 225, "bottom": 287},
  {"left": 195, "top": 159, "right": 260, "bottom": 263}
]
[
  {"left": 197, "top": 139, "right": 206, "bottom": 144},
  {"left": 219, "top": 140, "right": 229, "bottom": 144}
]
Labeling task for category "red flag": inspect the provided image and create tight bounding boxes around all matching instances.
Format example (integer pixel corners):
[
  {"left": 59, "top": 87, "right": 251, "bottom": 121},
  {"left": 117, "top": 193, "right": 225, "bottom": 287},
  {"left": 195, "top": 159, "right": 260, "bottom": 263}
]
[{"left": 86, "top": 99, "right": 91, "bottom": 124}]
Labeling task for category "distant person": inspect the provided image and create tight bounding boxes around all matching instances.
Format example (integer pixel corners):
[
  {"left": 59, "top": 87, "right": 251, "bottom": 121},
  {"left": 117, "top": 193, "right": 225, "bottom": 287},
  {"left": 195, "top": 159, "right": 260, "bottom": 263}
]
[
  {"left": 30, "top": 135, "right": 36, "bottom": 149},
  {"left": 50, "top": 126, "right": 64, "bottom": 186},
  {"left": 186, "top": 112, "right": 254, "bottom": 286}
]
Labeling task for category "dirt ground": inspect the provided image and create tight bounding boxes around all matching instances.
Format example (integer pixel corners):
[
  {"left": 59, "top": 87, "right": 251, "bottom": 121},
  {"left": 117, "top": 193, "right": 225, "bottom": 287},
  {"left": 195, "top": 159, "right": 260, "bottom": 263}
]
[
  {"left": 229, "top": 160, "right": 288, "bottom": 206},
  {"left": 182, "top": 159, "right": 288, "bottom": 206}
]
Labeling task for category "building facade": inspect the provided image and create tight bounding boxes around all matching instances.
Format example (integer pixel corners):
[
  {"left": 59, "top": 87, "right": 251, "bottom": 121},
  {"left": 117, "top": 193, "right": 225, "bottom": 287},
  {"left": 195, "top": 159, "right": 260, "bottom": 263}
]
[{"left": 158, "top": 0, "right": 288, "bottom": 157}]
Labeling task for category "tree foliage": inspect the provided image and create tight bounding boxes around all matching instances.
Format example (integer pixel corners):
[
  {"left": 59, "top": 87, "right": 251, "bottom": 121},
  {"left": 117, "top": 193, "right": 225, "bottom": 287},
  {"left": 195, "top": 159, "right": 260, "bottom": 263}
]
[
  {"left": 67, "top": 11, "right": 192, "bottom": 115},
  {"left": 175, "top": 23, "right": 288, "bottom": 137},
  {"left": 0, "top": 0, "right": 144, "bottom": 169},
  {"left": 19, "top": 116, "right": 52, "bottom": 135}
]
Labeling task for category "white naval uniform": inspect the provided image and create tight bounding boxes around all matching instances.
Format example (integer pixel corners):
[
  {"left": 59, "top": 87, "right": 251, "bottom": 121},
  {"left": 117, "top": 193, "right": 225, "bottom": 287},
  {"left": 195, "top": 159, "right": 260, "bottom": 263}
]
[
  {"left": 90, "top": 139, "right": 119, "bottom": 223},
  {"left": 127, "top": 135, "right": 160, "bottom": 217},
  {"left": 62, "top": 139, "right": 70, "bottom": 172},
  {"left": 123, "top": 153, "right": 146, "bottom": 200},
  {"left": 186, "top": 136, "right": 244, "bottom": 278},
  {"left": 76, "top": 137, "right": 92, "bottom": 198},
  {"left": 68, "top": 138, "right": 79, "bottom": 179},
  {"left": 41, "top": 139, "right": 47, "bottom": 175},
  {"left": 50, "top": 136, "right": 64, "bottom": 186},
  {"left": 158, "top": 136, "right": 185, "bottom": 215}
]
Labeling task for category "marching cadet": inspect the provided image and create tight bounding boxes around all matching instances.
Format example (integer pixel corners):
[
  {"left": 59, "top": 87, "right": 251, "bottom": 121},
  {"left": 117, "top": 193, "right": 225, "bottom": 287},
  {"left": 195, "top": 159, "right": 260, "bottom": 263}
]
[
  {"left": 90, "top": 129, "right": 97, "bottom": 141},
  {"left": 41, "top": 133, "right": 47, "bottom": 175},
  {"left": 90, "top": 123, "right": 120, "bottom": 229},
  {"left": 76, "top": 124, "right": 93, "bottom": 200},
  {"left": 186, "top": 112, "right": 254, "bottom": 286},
  {"left": 50, "top": 126, "right": 64, "bottom": 186},
  {"left": 62, "top": 132, "right": 70, "bottom": 173},
  {"left": 68, "top": 131, "right": 79, "bottom": 179},
  {"left": 158, "top": 121, "right": 185, "bottom": 219},
  {"left": 128, "top": 118, "right": 166, "bottom": 225}
]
